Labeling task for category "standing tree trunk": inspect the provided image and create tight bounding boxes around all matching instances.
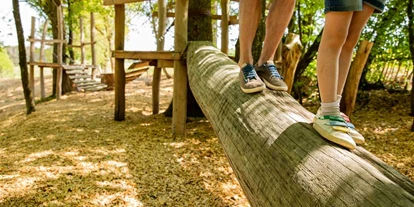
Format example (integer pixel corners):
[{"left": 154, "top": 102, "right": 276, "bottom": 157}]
[
  {"left": 44, "top": 0, "right": 73, "bottom": 95},
  {"left": 12, "top": 0, "right": 35, "bottom": 115},
  {"left": 407, "top": 0, "right": 414, "bottom": 115},
  {"left": 152, "top": 0, "right": 167, "bottom": 114},
  {"left": 164, "top": 0, "right": 212, "bottom": 117},
  {"left": 340, "top": 40, "right": 374, "bottom": 116}
]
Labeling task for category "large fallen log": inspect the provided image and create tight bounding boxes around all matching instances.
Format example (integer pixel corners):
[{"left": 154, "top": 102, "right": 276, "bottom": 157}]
[{"left": 186, "top": 41, "right": 414, "bottom": 207}]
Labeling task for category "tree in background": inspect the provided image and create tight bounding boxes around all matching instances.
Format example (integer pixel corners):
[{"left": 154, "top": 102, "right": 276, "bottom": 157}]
[
  {"left": 12, "top": 0, "right": 35, "bottom": 115},
  {"left": 407, "top": 0, "right": 414, "bottom": 116}
]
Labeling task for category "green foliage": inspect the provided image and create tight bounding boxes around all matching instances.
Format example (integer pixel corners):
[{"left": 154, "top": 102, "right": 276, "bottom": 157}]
[{"left": 0, "top": 49, "right": 15, "bottom": 78}]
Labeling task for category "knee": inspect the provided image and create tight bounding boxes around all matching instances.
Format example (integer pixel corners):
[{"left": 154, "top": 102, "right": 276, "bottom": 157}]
[{"left": 343, "top": 33, "right": 360, "bottom": 51}]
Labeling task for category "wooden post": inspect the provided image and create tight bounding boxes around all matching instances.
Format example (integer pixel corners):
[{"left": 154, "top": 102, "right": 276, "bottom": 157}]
[
  {"left": 91, "top": 12, "right": 97, "bottom": 80},
  {"left": 39, "top": 20, "right": 48, "bottom": 99},
  {"left": 340, "top": 40, "right": 374, "bottom": 116},
  {"left": 114, "top": 4, "right": 126, "bottom": 121},
  {"left": 152, "top": 0, "right": 167, "bottom": 115},
  {"left": 220, "top": 0, "right": 229, "bottom": 54},
  {"left": 56, "top": 5, "right": 63, "bottom": 100},
  {"left": 29, "top": 17, "right": 36, "bottom": 100},
  {"left": 40, "top": 67, "right": 45, "bottom": 99},
  {"left": 80, "top": 17, "right": 85, "bottom": 65},
  {"left": 173, "top": 0, "right": 189, "bottom": 136}
]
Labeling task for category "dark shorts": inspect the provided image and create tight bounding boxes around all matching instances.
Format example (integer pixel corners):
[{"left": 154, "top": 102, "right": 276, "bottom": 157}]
[{"left": 325, "top": 0, "right": 386, "bottom": 13}]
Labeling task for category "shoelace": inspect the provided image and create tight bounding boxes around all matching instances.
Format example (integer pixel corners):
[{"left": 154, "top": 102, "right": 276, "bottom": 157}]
[
  {"left": 265, "top": 64, "right": 284, "bottom": 80},
  {"left": 242, "top": 65, "right": 258, "bottom": 81}
]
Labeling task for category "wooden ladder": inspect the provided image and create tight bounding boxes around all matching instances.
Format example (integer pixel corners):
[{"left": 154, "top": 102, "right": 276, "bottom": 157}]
[{"left": 63, "top": 65, "right": 107, "bottom": 91}]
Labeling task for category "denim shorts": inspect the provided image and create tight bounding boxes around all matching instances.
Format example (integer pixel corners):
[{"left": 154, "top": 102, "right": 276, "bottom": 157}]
[{"left": 325, "top": 0, "right": 386, "bottom": 13}]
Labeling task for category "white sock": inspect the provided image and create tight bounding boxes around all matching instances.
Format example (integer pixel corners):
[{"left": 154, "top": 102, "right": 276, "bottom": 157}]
[
  {"left": 320, "top": 100, "right": 340, "bottom": 116},
  {"left": 337, "top": 94, "right": 342, "bottom": 102}
]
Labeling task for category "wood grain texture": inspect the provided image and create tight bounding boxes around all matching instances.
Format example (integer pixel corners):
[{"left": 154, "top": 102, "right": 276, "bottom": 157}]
[{"left": 187, "top": 41, "right": 414, "bottom": 207}]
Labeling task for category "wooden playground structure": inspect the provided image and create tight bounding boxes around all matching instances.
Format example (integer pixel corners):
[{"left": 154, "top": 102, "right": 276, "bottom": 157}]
[{"left": 27, "top": 6, "right": 107, "bottom": 101}]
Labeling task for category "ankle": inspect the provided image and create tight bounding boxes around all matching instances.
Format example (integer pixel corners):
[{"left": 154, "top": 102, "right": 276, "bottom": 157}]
[{"left": 320, "top": 101, "right": 340, "bottom": 116}]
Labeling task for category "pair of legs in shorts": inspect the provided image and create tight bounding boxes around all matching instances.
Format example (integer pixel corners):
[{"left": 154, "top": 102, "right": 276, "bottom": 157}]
[{"left": 314, "top": 0, "right": 386, "bottom": 150}]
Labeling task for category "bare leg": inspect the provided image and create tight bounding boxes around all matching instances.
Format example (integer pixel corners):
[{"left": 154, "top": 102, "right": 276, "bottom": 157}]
[
  {"left": 317, "top": 12, "right": 353, "bottom": 104},
  {"left": 238, "top": 0, "right": 261, "bottom": 67},
  {"left": 257, "top": 0, "right": 295, "bottom": 66},
  {"left": 337, "top": 4, "right": 375, "bottom": 95}
]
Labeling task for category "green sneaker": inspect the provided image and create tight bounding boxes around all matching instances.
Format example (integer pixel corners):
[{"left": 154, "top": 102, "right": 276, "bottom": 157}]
[
  {"left": 239, "top": 63, "right": 266, "bottom": 93},
  {"left": 313, "top": 114, "right": 356, "bottom": 150},
  {"left": 255, "top": 60, "right": 288, "bottom": 91},
  {"left": 316, "top": 107, "right": 365, "bottom": 144}
]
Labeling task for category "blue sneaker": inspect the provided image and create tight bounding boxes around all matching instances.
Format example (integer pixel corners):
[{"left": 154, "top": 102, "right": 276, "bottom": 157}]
[{"left": 239, "top": 63, "right": 266, "bottom": 93}]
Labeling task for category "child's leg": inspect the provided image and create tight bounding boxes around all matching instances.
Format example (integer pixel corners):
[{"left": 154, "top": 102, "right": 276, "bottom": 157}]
[
  {"left": 317, "top": 12, "right": 353, "bottom": 112},
  {"left": 337, "top": 4, "right": 375, "bottom": 95},
  {"left": 257, "top": 0, "right": 295, "bottom": 66},
  {"left": 238, "top": 0, "right": 262, "bottom": 67},
  {"left": 314, "top": 12, "right": 356, "bottom": 149}
]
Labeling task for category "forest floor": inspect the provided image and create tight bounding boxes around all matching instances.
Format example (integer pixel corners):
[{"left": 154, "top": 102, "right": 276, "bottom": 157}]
[{"left": 0, "top": 75, "right": 413, "bottom": 206}]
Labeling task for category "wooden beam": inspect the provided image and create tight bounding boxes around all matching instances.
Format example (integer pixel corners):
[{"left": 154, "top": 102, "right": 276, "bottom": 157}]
[
  {"left": 220, "top": 0, "right": 229, "bottom": 54},
  {"left": 28, "top": 38, "right": 66, "bottom": 44},
  {"left": 91, "top": 12, "right": 97, "bottom": 80},
  {"left": 114, "top": 4, "right": 126, "bottom": 121},
  {"left": 172, "top": 0, "right": 188, "bottom": 137},
  {"left": 112, "top": 51, "right": 181, "bottom": 60},
  {"left": 40, "top": 67, "right": 45, "bottom": 99},
  {"left": 56, "top": 5, "right": 63, "bottom": 100},
  {"left": 29, "top": 62, "right": 61, "bottom": 68},
  {"left": 80, "top": 17, "right": 85, "bottom": 65},
  {"left": 152, "top": 11, "right": 238, "bottom": 21},
  {"left": 39, "top": 20, "right": 48, "bottom": 63},
  {"left": 157, "top": 60, "right": 174, "bottom": 68},
  {"left": 103, "top": 0, "right": 147, "bottom": 5}
]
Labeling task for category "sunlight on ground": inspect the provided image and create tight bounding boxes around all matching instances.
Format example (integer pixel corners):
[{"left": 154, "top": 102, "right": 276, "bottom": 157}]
[{"left": 0, "top": 76, "right": 249, "bottom": 206}]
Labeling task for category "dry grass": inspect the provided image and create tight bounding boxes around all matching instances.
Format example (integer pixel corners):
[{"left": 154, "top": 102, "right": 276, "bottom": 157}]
[{"left": 0, "top": 75, "right": 412, "bottom": 206}]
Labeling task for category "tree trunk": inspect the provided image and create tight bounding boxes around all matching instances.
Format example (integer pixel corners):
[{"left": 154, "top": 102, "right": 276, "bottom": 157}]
[
  {"left": 340, "top": 40, "right": 374, "bottom": 116},
  {"left": 164, "top": 0, "right": 212, "bottom": 118},
  {"left": 152, "top": 0, "right": 167, "bottom": 115},
  {"left": 12, "top": 0, "right": 35, "bottom": 115},
  {"left": 187, "top": 41, "right": 414, "bottom": 207},
  {"left": 407, "top": 0, "right": 414, "bottom": 115},
  {"left": 280, "top": 33, "right": 302, "bottom": 94},
  {"left": 46, "top": 0, "right": 73, "bottom": 95}
]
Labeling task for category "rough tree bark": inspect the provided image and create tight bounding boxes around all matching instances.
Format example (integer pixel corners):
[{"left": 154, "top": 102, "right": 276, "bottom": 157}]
[
  {"left": 12, "top": 0, "right": 35, "bottom": 115},
  {"left": 187, "top": 41, "right": 414, "bottom": 207}
]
